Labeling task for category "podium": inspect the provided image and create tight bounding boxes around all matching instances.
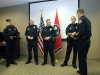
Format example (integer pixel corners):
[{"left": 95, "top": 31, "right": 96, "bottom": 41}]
[{"left": 0, "top": 32, "right": 20, "bottom": 60}]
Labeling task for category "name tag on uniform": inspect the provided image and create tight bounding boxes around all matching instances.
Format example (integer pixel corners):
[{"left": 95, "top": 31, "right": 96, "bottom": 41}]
[{"left": 76, "top": 27, "right": 77, "bottom": 29}]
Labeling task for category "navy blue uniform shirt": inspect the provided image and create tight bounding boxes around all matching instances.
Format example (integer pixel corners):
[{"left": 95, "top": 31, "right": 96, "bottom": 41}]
[
  {"left": 75, "top": 15, "right": 92, "bottom": 40},
  {"left": 42, "top": 25, "right": 57, "bottom": 42},
  {"left": 25, "top": 25, "right": 39, "bottom": 41},
  {"left": 66, "top": 23, "right": 78, "bottom": 38},
  {"left": 3, "top": 25, "right": 18, "bottom": 40}
]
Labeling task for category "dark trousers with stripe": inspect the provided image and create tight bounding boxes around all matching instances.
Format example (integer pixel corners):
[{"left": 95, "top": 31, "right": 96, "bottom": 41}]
[
  {"left": 78, "top": 39, "right": 90, "bottom": 75},
  {"left": 27, "top": 40, "right": 38, "bottom": 62}
]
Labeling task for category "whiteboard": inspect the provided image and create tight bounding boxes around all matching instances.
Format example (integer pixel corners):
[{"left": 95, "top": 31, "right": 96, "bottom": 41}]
[{"left": 30, "top": 0, "right": 78, "bottom": 39}]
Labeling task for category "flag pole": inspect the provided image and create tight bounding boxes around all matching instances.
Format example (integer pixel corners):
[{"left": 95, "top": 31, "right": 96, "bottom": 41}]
[
  {"left": 54, "top": 8, "right": 61, "bottom": 63},
  {"left": 40, "top": 10, "right": 43, "bottom": 34},
  {"left": 55, "top": 54, "right": 60, "bottom": 62},
  {"left": 39, "top": 10, "right": 44, "bottom": 62}
]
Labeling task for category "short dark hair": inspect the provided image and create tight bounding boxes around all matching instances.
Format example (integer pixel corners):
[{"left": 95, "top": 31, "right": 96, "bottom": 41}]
[
  {"left": 77, "top": 8, "right": 84, "bottom": 14},
  {"left": 46, "top": 19, "right": 50, "bottom": 22}
]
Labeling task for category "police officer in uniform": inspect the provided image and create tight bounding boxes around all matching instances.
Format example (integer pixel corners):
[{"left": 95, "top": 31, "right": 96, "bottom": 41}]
[
  {"left": 60, "top": 16, "right": 78, "bottom": 68},
  {"left": 25, "top": 19, "right": 39, "bottom": 65},
  {"left": 3, "top": 20, "right": 19, "bottom": 67},
  {"left": 41, "top": 19, "right": 56, "bottom": 66},
  {"left": 72, "top": 8, "right": 92, "bottom": 75}
]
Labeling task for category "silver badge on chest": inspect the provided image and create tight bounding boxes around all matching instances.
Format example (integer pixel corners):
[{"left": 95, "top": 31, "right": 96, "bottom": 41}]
[
  {"left": 50, "top": 28, "right": 52, "bottom": 31},
  {"left": 69, "top": 27, "right": 72, "bottom": 30},
  {"left": 33, "top": 26, "right": 35, "bottom": 28},
  {"left": 9, "top": 29, "right": 11, "bottom": 31}
]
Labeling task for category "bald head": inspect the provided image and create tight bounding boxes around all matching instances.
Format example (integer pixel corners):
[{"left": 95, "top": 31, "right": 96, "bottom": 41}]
[
  {"left": 30, "top": 19, "right": 34, "bottom": 25},
  {"left": 9, "top": 20, "right": 15, "bottom": 26}
]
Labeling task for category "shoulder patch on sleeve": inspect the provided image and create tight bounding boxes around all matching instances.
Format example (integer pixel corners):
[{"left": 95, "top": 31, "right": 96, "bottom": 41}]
[
  {"left": 53, "top": 26, "right": 57, "bottom": 30},
  {"left": 14, "top": 28, "right": 17, "bottom": 30},
  {"left": 78, "top": 20, "right": 82, "bottom": 24},
  {"left": 35, "top": 25, "right": 38, "bottom": 28}
]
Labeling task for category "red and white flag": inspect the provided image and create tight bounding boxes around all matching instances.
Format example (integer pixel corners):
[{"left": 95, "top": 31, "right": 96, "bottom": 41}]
[{"left": 54, "top": 9, "right": 62, "bottom": 54}]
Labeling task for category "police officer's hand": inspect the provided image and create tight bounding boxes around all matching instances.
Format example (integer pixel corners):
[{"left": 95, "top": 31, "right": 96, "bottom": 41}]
[
  {"left": 47, "top": 37, "right": 50, "bottom": 40},
  {"left": 71, "top": 32, "right": 76, "bottom": 38},
  {"left": 74, "top": 37, "right": 77, "bottom": 40},
  {"left": 45, "top": 37, "right": 50, "bottom": 40},
  {"left": 44, "top": 37, "right": 48, "bottom": 40},
  {"left": 68, "top": 33, "right": 72, "bottom": 36},
  {"left": 28, "top": 36, "right": 31, "bottom": 39},
  {"left": 70, "top": 34, "right": 74, "bottom": 38},
  {"left": 72, "top": 32, "right": 76, "bottom": 35},
  {"left": 10, "top": 36, "right": 13, "bottom": 39},
  {"left": 30, "top": 37, "right": 33, "bottom": 40}
]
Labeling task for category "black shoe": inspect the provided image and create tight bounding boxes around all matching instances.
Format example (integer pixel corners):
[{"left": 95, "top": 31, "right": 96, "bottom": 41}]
[
  {"left": 60, "top": 63, "right": 67, "bottom": 67},
  {"left": 35, "top": 62, "right": 38, "bottom": 65},
  {"left": 6, "top": 63, "right": 10, "bottom": 67},
  {"left": 41, "top": 62, "right": 47, "bottom": 66},
  {"left": 72, "top": 64, "right": 77, "bottom": 69},
  {"left": 51, "top": 62, "right": 55, "bottom": 66},
  {"left": 77, "top": 71, "right": 81, "bottom": 74},
  {"left": 11, "top": 62, "right": 17, "bottom": 65},
  {"left": 25, "top": 61, "right": 31, "bottom": 64}
]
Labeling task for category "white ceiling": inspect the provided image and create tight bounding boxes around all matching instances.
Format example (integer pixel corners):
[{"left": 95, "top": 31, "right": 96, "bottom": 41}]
[{"left": 0, "top": 0, "right": 44, "bottom": 8}]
